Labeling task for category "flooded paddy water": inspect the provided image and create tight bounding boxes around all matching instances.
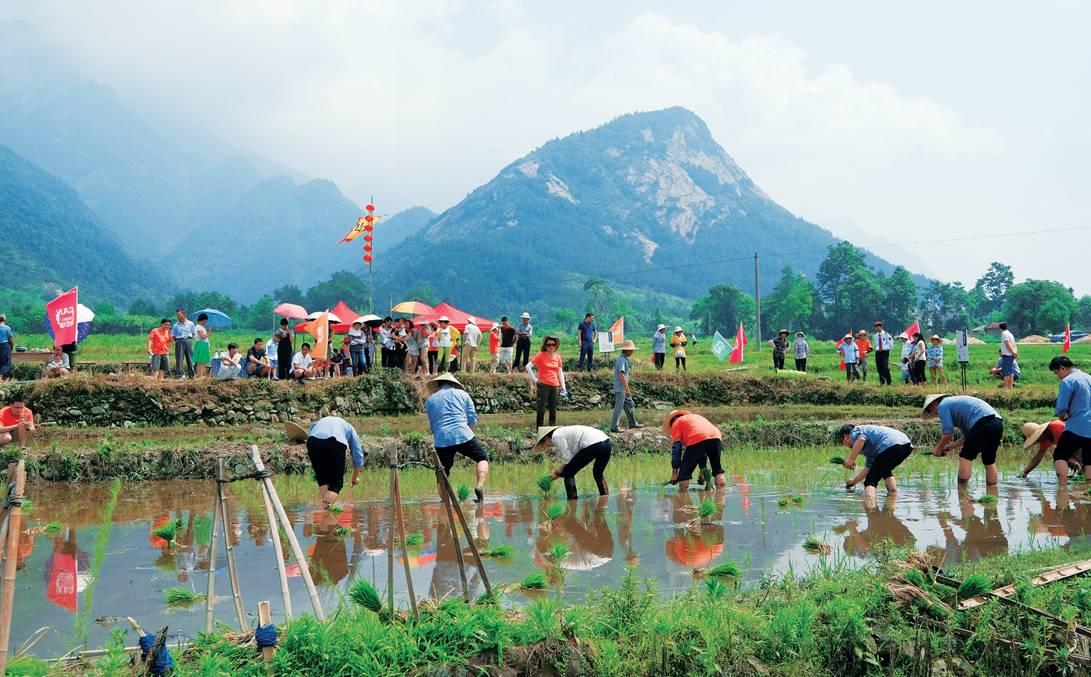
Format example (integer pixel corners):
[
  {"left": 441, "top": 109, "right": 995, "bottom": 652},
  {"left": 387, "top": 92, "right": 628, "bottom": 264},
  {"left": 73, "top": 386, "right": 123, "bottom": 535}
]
[{"left": 9, "top": 449, "right": 1091, "bottom": 658}]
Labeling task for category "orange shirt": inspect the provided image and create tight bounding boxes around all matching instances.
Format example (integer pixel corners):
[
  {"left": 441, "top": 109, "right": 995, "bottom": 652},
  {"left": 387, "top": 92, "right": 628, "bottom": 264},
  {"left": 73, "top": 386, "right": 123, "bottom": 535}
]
[
  {"left": 0, "top": 406, "right": 33, "bottom": 427},
  {"left": 1038, "top": 421, "right": 1066, "bottom": 452},
  {"left": 855, "top": 338, "right": 872, "bottom": 357},
  {"left": 670, "top": 414, "right": 722, "bottom": 446},
  {"left": 531, "top": 351, "right": 563, "bottom": 386},
  {"left": 488, "top": 331, "right": 500, "bottom": 354},
  {"left": 148, "top": 327, "right": 172, "bottom": 355}
]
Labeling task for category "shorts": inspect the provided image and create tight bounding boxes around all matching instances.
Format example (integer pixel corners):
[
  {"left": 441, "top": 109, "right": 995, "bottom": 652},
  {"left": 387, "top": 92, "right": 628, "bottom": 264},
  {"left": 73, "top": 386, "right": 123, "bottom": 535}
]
[
  {"left": 307, "top": 435, "right": 348, "bottom": 493},
  {"left": 864, "top": 443, "right": 913, "bottom": 487},
  {"left": 672, "top": 438, "right": 724, "bottom": 483},
  {"left": 436, "top": 437, "right": 489, "bottom": 476},
  {"left": 959, "top": 416, "right": 1004, "bottom": 465},
  {"left": 498, "top": 347, "right": 514, "bottom": 364},
  {"left": 1052, "top": 430, "right": 1091, "bottom": 464},
  {"left": 149, "top": 354, "right": 169, "bottom": 372},
  {"left": 1000, "top": 354, "right": 1016, "bottom": 377}
]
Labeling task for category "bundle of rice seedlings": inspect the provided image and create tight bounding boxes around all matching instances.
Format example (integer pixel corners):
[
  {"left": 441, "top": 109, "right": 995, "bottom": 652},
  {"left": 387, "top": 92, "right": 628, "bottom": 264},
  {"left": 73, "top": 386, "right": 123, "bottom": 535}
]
[
  {"left": 697, "top": 498, "right": 716, "bottom": 520},
  {"left": 348, "top": 579, "right": 383, "bottom": 613},
  {"left": 41, "top": 522, "right": 63, "bottom": 536},
  {"left": 829, "top": 456, "right": 846, "bottom": 465},
  {"left": 536, "top": 475, "right": 554, "bottom": 493},
  {"left": 903, "top": 568, "right": 928, "bottom": 588},
  {"left": 548, "top": 542, "right": 570, "bottom": 563},
  {"left": 976, "top": 494, "right": 998, "bottom": 505},
  {"left": 520, "top": 572, "right": 547, "bottom": 590},
  {"left": 545, "top": 503, "right": 565, "bottom": 521},
  {"left": 153, "top": 518, "right": 184, "bottom": 543},
  {"left": 331, "top": 526, "right": 352, "bottom": 538},
  {"left": 456, "top": 484, "right": 472, "bottom": 502},
  {"left": 164, "top": 588, "right": 205, "bottom": 606},
  {"left": 480, "top": 544, "right": 514, "bottom": 559},
  {"left": 708, "top": 560, "right": 741, "bottom": 578},
  {"left": 326, "top": 503, "right": 345, "bottom": 514},
  {"left": 802, "top": 536, "right": 832, "bottom": 555},
  {"left": 957, "top": 574, "right": 992, "bottom": 601},
  {"left": 886, "top": 582, "right": 952, "bottom": 619},
  {"left": 405, "top": 533, "right": 424, "bottom": 546}
]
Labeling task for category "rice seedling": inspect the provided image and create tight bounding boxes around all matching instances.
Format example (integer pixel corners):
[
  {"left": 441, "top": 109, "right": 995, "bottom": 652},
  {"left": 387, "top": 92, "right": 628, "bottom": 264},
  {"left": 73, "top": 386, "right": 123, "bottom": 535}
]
[
  {"left": 348, "top": 579, "right": 383, "bottom": 614},
  {"left": 548, "top": 542, "right": 570, "bottom": 563},
  {"left": 545, "top": 502, "right": 565, "bottom": 521},
  {"left": 456, "top": 484, "right": 472, "bottom": 502},
  {"left": 326, "top": 503, "right": 344, "bottom": 514},
  {"left": 164, "top": 587, "right": 205, "bottom": 606},
  {"left": 803, "top": 535, "right": 832, "bottom": 555},
  {"left": 20, "top": 499, "right": 32, "bottom": 512},
  {"left": 520, "top": 572, "right": 548, "bottom": 590},
  {"left": 480, "top": 544, "right": 514, "bottom": 559},
  {"left": 698, "top": 498, "right": 716, "bottom": 520},
  {"left": 708, "top": 560, "right": 741, "bottom": 578},
  {"left": 977, "top": 494, "right": 998, "bottom": 505},
  {"left": 41, "top": 521, "right": 63, "bottom": 536},
  {"left": 957, "top": 574, "right": 992, "bottom": 601},
  {"left": 153, "top": 517, "right": 184, "bottom": 543},
  {"left": 536, "top": 475, "right": 554, "bottom": 493},
  {"left": 331, "top": 526, "right": 352, "bottom": 538},
  {"left": 405, "top": 532, "right": 424, "bottom": 546},
  {"left": 829, "top": 456, "right": 845, "bottom": 465},
  {"left": 903, "top": 568, "right": 928, "bottom": 588}
]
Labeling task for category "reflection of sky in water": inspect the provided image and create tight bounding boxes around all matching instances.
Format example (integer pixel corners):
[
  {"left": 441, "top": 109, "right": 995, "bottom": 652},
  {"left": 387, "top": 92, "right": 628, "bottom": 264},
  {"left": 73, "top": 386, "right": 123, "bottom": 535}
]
[{"left": 10, "top": 476, "right": 1091, "bottom": 657}]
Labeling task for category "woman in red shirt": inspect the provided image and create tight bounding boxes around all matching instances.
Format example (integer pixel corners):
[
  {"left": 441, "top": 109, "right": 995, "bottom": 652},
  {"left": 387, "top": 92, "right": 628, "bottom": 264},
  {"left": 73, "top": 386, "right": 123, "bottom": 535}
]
[{"left": 526, "top": 336, "right": 567, "bottom": 427}]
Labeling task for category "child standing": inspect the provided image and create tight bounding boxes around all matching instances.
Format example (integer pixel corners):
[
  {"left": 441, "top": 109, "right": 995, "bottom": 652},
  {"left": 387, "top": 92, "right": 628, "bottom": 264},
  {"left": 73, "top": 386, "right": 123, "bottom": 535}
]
[
  {"left": 927, "top": 335, "right": 948, "bottom": 386},
  {"left": 839, "top": 335, "right": 860, "bottom": 381}
]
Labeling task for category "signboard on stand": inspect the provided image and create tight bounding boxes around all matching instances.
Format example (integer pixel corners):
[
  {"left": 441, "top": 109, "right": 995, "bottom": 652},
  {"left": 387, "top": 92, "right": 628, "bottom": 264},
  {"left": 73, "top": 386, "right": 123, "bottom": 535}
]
[{"left": 955, "top": 329, "right": 970, "bottom": 391}]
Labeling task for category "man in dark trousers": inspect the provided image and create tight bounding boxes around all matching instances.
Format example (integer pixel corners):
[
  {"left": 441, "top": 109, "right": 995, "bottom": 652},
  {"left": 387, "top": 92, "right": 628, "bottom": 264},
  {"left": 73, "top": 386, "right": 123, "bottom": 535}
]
[
  {"left": 873, "top": 321, "right": 894, "bottom": 385},
  {"left": 576, "top": 313, "right": 597, "bottom": 372}
]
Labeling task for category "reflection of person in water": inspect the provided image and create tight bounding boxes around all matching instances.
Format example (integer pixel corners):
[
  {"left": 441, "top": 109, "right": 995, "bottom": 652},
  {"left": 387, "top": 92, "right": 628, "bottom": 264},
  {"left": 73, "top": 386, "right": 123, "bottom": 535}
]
[
  {"left": 836, "top": 496, "right": 915, "bottom": 557},
  {"left": 936, "top": 486, "right": 1008, "bottom": 567},
  {"left": 615, "top": 489, "right": 639, "bottom": 566},
  {"left": 664, "top": 492, "right": 725, "bottom": 569},
  {"left": 534, "top": 496, "right": 615, "bottom": 573},
  {"left": 308, "top": 512, "right": 350, "bottom": 586},
  {"left": 1028, "top": 487, "right": 1091, "bottom": 545}
]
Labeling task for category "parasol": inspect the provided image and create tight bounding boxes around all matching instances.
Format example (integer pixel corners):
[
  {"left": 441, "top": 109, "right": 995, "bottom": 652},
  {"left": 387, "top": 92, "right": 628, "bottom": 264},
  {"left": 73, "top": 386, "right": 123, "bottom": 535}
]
[
  {"left": 193, "top": 308, "right": 232, "bottom": 329},
  {"left": 307, "top": 311, "right": 342, "bottom": 323},
  {"left": 274, "top": 303, "right": 308, "bottom": 320},
  {"left": 355, "top": 314, "right": 384, "bottom": 327},
  {"left": 391, "top": 301, "right": 435, "bottom": 315}
]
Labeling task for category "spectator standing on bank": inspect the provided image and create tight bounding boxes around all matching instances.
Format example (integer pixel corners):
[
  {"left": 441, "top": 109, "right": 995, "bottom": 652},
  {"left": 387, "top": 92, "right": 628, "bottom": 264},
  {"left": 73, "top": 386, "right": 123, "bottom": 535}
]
[
  {"left": 193, "top": 313, "right": 212, "bottom": 378},
  {"left": 671, "top": 327, "right": 688, "bottom": 372},
  {"left": 855, "top": 330, "right": 873, "bottom": 382},
  {"left": 909, "top": 332, "right": 927, "bottom": 385},
  {"left": 514, "top": 312, "right": 533, "bottom": 369},
  {"left": 772, "top": 330, "right": 789, "bottom": 370},
  {"left": 527, "top": 336, "right": 566, "bottom": 427},
  {"left": 651, "top": 324, "right": 667, "bottom": 370},
  {"left": 839, "top": 334, "right": 859, "bottom": 381},
  {"left": 873, "top": 321, "right": 894, "bottom": 385},
  {"left": 462, "top": 317, "right": 482, "bottom": 373},
  {"left": 275, "top": 318, "right": 294, "bottom": 381},
  {"left": 999, "top": 322, "right": 1019, "bottom": 390},
  {"left": 147, "top": 318, "right": 172, "bottom": 379},
  {"left": 348, "top": 320, "right": 367, "bottom": 377},
  {"left": 794, "top": 332, "right": 809, "bottom": 372},
  {"left": 498, "top": 317, "right": 516, "bottom": 373},
  {"left": 610, "top": 340, "right": 640, "bottom": 432},
  {"left": 487, "top": 323, "right": 501, "bottom": 373},
  {"left": 577, "top": 313, "right": 596, "bottom": 372},
  {"left": 928, "top": 335, "right": 948, "bottom": 386},
  {"left": 1049, "top": 356, "right": 1091, "bottom": 488},
  {"left": 0, "top": 314, "right": 13, "bottom": 381},
  {"left": 379, "top": 317, "right": 394, "bottom": 369},
  {"left": 172, "top": 309, "right": 196, "bottom": 379}
]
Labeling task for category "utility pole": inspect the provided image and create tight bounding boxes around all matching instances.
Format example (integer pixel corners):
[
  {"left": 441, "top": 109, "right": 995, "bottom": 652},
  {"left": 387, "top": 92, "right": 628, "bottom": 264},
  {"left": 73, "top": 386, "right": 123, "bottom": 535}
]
[{"left": 754, "top": 253, "right": 761, "bottom": 344}]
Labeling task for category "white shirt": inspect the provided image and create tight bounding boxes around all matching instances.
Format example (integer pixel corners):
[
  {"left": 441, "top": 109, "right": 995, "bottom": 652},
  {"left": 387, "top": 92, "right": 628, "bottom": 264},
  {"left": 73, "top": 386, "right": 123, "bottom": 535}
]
[
  {"left": 292, "top": 352, "right": 314, "bottom": 369},
  {"left": 438, "top": 327, "right": 453, "bottom": 348},
  {"left": 195, "top": 324, "right": 209, "bottom": 340},
  {"left": 874, "top": 330, "right": 892, "bottom": 351},
  {"left": 550, "top": 425, "right": 609, "bottom": 464},
  {"left": 999, "top": 330, "right": 1017, "bottom": 356},
  {"left": 462, "top": 323, "right": 482, "bottom": 348},
  {"left": 379, "top": 326, "right": 394, "bottom": 349}
]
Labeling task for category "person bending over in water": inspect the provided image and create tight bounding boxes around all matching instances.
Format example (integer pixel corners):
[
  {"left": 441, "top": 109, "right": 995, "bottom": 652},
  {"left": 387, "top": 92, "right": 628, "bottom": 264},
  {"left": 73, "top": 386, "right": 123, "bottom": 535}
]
[
  {"left": 533, "top": 425, "right": 611, "bottom": 500},
  {"left": 306, "top": 416, "right": 365, "bottom": 507},
  {"left": 424, "top": 373, "right": 490, "bottom": 502},
  {"left": 663, "top": 410, "right": 726, "bottom": 491},
  {"left": 839, "top": 424, "right": 913, "bottom": 503}
]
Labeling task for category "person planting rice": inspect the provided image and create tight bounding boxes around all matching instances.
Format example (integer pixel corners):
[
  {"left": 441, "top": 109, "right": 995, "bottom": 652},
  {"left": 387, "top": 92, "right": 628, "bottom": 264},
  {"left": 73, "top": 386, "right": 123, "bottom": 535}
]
[
  {"left": 838, "top": 424, "right": 913, "bottom": 503},
  {"left": 306, "top": 416, "right": 365, "bottom": 507},
  {"left": 1019, "top": 420, "right": 1067, "bottom": 478},
  {"left": 923, "top": 394, "right": 1004, "bottom": 485},
  {"left": 533, "top": 425, "right": 611, "bottom": 500},
  {"left": 1048, "top": 356, "right": 1091, "bottom": 488},
  {"left": 663, "top": 410, "right": 726, "bottom": 491},
  {"left": 424, "top": 373, "right": 489, "bottom": 502}
]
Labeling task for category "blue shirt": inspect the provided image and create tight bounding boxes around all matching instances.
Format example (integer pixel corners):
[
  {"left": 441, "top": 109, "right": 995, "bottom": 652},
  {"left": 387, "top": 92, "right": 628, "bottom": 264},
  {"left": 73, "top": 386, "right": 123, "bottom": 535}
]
[
  {"left": 839, "top": 341, "right": 859, "bottom": 364},
  {"left": 652, "top": 331, "right": 666, "bottom": 353},
  {"left": 425, "top": 385, "right": 478, "bottom": 447},
  {"left": 938, "top": 396, "right": 1001, "bottom": 436},
  {"left": 308, "top": 416, "right": 365, "bottom": 467},
  {"left": 0, "top": 325, "right": 12, "bottom": 343},
  {"left": 517, "top": 322, "right": 533, "bottom": 338},
  {"left": 849, "top": 425, "right": 911, "bottom": 467},
  {"left": 613, "top": 354, "right": 631, "bottom": 393},
  {"left": 171, "top": 319, "right": 195, "bottom": 339},
  {"left": 578, "top": 321, "right": 596, "bottom": 344},
  {"left": 926, "top": 346, "right": 943, "bottom": 367},
  {"left": 1056, "top": 368, "right": 1091, "bottom": 437}
]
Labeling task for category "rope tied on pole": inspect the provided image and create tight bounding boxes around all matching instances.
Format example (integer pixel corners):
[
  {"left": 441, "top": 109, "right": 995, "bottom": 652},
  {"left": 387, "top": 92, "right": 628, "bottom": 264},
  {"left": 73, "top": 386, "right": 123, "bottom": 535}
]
[
  {"left": 254, "top": 624, "right": 278, "bottom": 649},
  {"left": 216, "top": 468, "right": 274, "bottom": 484},
  {"left": 2, "top": 494, "right": 23, "bottom": 509}
]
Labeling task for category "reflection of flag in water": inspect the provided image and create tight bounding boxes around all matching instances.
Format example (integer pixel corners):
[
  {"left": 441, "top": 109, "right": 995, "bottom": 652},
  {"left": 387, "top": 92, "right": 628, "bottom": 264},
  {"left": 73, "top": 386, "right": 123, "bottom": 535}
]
[
  {"left": 710, "top": 331, "right": 731, "bottom": 361},
  {"left": 45, "top": 545, "right": 89, "bottom": 612}
]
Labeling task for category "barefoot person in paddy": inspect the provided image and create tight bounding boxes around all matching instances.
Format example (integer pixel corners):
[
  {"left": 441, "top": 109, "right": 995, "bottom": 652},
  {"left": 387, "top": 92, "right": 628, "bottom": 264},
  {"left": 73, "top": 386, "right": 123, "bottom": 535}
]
[
  {"left": 839, "top": 424, "right": 913, "bottom": 504},
  {"left": 1048, "top": 356, "right": 1091, "bottom": 488},
  {"left": 534, "top": 425, "right": 612, "bottom": 500},
  {"left": 924, "top": 394, "right": 1004, "bottom": 485},
  {"left": 306, "top": 415, "right": 365, "bottom": 507},
  {"left": 664, "top": 410, "right": 726, "bottom": 491},
  {"left": 424, "top": 373, "right": 490, "bottom": 502}
]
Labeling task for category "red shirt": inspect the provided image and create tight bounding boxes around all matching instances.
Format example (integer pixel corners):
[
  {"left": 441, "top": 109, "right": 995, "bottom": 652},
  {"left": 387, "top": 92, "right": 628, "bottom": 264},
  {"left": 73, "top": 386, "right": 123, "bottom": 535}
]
[
  {"left": 531, "top": 351, "right": 563, "bottom": 386},
  {"left": 148, "top": 327, "right": 172, "bottom": 355},
  {"left": 670, "top": 414, "right": 722, "bottom": 446},
  {"left": 1038, "top": 421, "right": 1066, "bottom": 452},
  {"left": 0, "top": 406, "right": 33, "bottom": 427},
  {"left": 488, "top": 331, "right": 500, "bottom": 354}
]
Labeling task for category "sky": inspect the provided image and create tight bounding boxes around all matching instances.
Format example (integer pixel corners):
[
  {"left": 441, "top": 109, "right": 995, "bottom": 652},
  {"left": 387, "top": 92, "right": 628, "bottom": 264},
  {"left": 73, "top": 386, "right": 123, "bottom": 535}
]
[{"left": 6, "top": 1, "right": 1091, "bottom": 292}]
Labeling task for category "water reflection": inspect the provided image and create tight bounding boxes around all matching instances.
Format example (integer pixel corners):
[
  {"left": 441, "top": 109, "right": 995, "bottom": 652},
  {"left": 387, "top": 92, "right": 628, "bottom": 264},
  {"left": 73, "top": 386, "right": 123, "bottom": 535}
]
[{"left": 836, "top": 497, "right": 915, "bottom": 558}]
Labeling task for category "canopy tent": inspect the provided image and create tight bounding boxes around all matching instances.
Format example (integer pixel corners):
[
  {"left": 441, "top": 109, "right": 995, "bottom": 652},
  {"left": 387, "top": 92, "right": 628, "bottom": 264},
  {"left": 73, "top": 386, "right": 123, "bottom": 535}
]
[
  {"left": 412, "top": 301, "right": 495, "bottom": 331},
  {"left": 327, "top": 300, "right": 363, "bottom": 334}
]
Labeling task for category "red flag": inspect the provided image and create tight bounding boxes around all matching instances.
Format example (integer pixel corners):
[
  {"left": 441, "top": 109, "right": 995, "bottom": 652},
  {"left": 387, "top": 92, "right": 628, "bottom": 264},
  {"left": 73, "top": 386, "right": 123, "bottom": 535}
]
[
  {"left": 728, "top": 323, "right": 747, "bottom": 363},
  {"left": 1064, "top": 323, "right": 1072, "bottom": 353},
  {"left": 898, "top": 319, "right": 920, "bottom": 340},
  {"left": 47, "top": 287, "right": 78, "bottom": 347}
]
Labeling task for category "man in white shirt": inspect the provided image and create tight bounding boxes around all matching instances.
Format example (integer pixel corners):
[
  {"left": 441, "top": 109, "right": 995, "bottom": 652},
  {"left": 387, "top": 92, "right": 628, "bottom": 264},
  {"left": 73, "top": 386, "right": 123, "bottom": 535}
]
[
  {"left": 998, "top": 322, "right": 1018, "bottom": 390},
  {"left": 462, "top": 318, "right": 482, "bottom": 373},
  {"left": 291, "top": 343, "right": 317, "bottom": 381},
  {"left": 378, "top": 317, "right": 394, "bottom": 369},
  {"left": 873, "top": 321, "right": 894, "bottom": 386}
]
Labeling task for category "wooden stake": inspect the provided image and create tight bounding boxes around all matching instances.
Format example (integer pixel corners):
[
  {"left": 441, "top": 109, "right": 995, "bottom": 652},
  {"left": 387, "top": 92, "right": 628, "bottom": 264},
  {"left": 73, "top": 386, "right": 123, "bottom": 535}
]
[
  {"left": 218, "top": 459, "right": 247, "bottom": 630},
  {"left": 257, "top": 600, "right": 275, "bottom": 664},
  {"left": 391, "top": 449, "right": 419, "bottom": 620},
  {"left": 204, "top": 490, "right": 222, "bottom": 634},
  {"left": 387, "top": 448, "right": 396, "bottom": 613},
  {"left": 258, "top": 481, "right": 293, "bottom": 619},
  {"left": 126, "top": 616, "right": 146, "bottom": 636},
  {"left": 430, "top": 448, "right": 493, "bottom": 598},
  {"left": 0, "top": 462, "right": 14, "bottom": 526},
  {"left": 433, "top": 460, "right": 470, "bottom": 602},
  {"left": 0, "top": 459, "right": 26, "bottom": 676},
  {"left": 248, "top": 446, "right": 324, "bottom": 620}
]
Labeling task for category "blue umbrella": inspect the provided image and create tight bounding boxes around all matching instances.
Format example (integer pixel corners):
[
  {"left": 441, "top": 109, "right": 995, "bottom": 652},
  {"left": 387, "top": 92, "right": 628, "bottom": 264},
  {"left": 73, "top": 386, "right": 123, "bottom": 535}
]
[{"left": 193, "top": 308, "right": 232, "bottom": 329}]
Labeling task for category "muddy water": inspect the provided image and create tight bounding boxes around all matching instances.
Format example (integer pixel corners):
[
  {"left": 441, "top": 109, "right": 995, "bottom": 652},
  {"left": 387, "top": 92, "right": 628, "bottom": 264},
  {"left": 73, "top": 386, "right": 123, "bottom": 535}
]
[{"left": 10, "top": 474, "right": 1091, "bottom": 658}]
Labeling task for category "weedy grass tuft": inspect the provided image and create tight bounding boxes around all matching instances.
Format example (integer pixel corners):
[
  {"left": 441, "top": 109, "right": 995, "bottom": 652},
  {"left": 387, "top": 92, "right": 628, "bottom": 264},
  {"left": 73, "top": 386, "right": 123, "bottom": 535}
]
[
  {"left": 164, "top": 588, "right": 205, "bottom": 606},
  {"left": 705, "top": 577, "right": 728, "bottom": 599},
  {"left": 348, "top": 579, "right": 383, "bottom": 613},
  {"left": 520, "top": 572, "right": 548, "bottom": 590}
]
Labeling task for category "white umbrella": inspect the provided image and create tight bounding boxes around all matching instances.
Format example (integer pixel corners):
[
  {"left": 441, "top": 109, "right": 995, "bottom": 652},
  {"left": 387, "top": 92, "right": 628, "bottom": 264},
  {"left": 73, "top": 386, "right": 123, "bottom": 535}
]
[
  {"left": 355, "top": 314, "right": 384, "bottom": 327},
  {"left": 306, "top": 311, "right": 342, "bottom": 323}
]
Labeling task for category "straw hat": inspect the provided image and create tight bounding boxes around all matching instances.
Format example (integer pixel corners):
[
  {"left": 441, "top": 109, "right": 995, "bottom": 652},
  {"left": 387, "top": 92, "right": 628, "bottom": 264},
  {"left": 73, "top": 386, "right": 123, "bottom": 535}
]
[
  {"left": 283, "top": 420, "right": 308, "bottom": 443},
  {"left": 674, "top": 326, "right": 683, "bottom": 333},
  {"left": 857, "top": 330, "right": 867, "bottom": 337},
  {"left": 426, "top": 373, "right": 464, "bottom": 395},
  {"left": 778, "top": 329, "right": 789, "bottom": 335},
  {"left": 466, "top": 317, "right": 476, "bottom": 325},
  {"left": 662, "top": 409, "right": 691, "bottom": 436},
  {"left": 922, "top": 393, "right": 952, "bottom": 417},
  {"left": 619, "top": 339, "right": 637, "bottom": 351},
  {"left": 521, "top": 312, "right": 531, "bottom": 319},
  {"left": 796, "top": 331, "right": 805, "bottom": 337},
  {"left": 657, "top": 324, "right": 667, "bottom": 331},
  {"left": 1021, "top": 421, "right": 1055, "bottom": 450},
  {"left": 929, "top": 334, "right": 941, "bottom": 341},
  {"left": 532, "top": 426, "right": 559, "bottom": 452},
  {"left": 438, "top": 315, "right": 450, "bottom": 322}
]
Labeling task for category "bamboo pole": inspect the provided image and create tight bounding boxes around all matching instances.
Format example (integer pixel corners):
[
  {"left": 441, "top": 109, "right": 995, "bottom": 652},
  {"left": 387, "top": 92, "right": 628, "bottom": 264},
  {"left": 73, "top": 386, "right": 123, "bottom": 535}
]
[
  {"left": 433, "top": 460, "right": 470, "bottom": 602},
  {"left": 0, "top": 459, "right": 26, "bottom": 675},
  {"left": 248, "top": 446, "right": 324, "bottom": 620},
  {"left": 258, "top": 481, "right": 293, "bottom": 619},
  {"left": 257, "top": 600, "right": 275, "bottom": 664},
  {"left": 386, "top": 450, "right": 396, "bottom": 613},
  {"left": 204, "top": 491, "right": 222, "bottom": 634},
  {"left": 217, "top": 459, "right": 247, "bottom": 630},
  {"left": 391, "top": 449, "right": 419, "bottom": 620},
  {"left": 429, "top": 449, "right": 493, "bottom": 598},
  {"left": 0, "top": 462, "right": 13, "bottom": 526}
]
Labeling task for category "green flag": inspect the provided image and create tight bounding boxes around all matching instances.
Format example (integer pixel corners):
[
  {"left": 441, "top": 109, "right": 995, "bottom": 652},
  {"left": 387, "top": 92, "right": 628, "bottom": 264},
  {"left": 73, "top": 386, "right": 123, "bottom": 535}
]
[{"left": 710, "top": 331, "right": 732, "bottom": 361}]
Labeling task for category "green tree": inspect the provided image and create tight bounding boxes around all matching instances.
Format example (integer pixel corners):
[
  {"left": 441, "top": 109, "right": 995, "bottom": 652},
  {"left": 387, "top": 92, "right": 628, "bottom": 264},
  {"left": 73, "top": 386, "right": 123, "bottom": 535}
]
[
  {"left": 304, "top": 272, "right": 369, "bottom": 312},
  {"left": 553, "top": 308, "right": 580, "bottom": 333},
  {"left": 883, "top": 267, "right": 918, "bottom": 330},
  {"left": 243, "top": 295, "right": 276, "bottom": 330},
  {"left": 816, "top": 242, "right": 868, "bottom": 306},
  {"left": 920, "top": 281, "right": 972, "bottom": 334},
  {"left": 690, "top": 284, "right": 754, "bottom": 337},
  {"left": 1003, "top": 279, "right": 1076, "bottom": 335},
  {"left": 272, "top": 285, "right": 305, "bottom": 305},
  {"left": 582, "top": 278, "right": 615, "bottom": 320},
  {"left": 974, "top": 262, "right": 1014, "bottom": 315},
  {"left": 1077, "top": 295, "right": 1091, "bottom": 330},
  {"left": 837, "top": 268, "right": 884, "bottom": 334},
  {"left": 402, "top": 285, "right": 439, "bottom": 306},
  {"left": 129, "top": 299, "right": 159, "bottom": 316},
  {"left": 764, "top": 267, "right": 815, "bottom": 334}
]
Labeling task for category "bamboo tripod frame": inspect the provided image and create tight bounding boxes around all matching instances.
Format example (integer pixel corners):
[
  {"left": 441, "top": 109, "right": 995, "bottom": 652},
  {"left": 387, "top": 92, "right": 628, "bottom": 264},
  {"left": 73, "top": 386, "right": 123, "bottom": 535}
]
[
  {"left": 385, "top": 444, "right": 419, "bottom": 620},
  {"left": 0, "top": 459, "right": 26, "bottom": 676},
  {"left": 429, "top": 448, "right": 493, "bottom": 602}
]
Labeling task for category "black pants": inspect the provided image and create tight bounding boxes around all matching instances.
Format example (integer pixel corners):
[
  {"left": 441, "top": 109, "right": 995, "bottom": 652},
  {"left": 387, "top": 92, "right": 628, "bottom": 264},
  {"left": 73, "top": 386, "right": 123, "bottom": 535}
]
[
  {"left": 380, "top": 347, "right": 392, "bottom": 368},
  {"left": 428, "top": 351, "right": 437, "bottom": 373},
  {"left": 561, "top": 440, "right": 611, "bottom": 498},
  {"left": 536, "top": 383, "right": 559, "bottom": 427},
  {"left": 864, "top": 443, "right": 913, "bottom": 487},
  {"left": 654, "top": 352, "right": 665, "bottom": 370},
  {"left": 773, "top": 354, "right": 785, "bottom": 370},
  {"left": 875, "top": 350, "right": 891, "bottom": 385},
  {"left": 578, "top": 343, "right": 594, "bottom": 371},
  {"left": 514, "top": 337, "right": 531, "bottom": 368},
  {"left": 307, "top": 436, "right": 347, "bottom": 493},
  {"left": 675, "top": 356, "right": 686, "bottom": 371},
  {"left": 277, "top": 344, "right": 293, "bottom": 380},
  {"left": 795, "top": 358, "right": 807, "bottom": 372},
  {"left": 911, "top": 360, "right": 926, "bottom": 384}
]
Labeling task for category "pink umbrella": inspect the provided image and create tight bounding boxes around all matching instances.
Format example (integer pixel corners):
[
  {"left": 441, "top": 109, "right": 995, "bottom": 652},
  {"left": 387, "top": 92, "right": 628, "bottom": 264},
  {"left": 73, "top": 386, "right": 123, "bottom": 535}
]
[{"left": 274, "top": 303, "right": 308, "bottom": 320}]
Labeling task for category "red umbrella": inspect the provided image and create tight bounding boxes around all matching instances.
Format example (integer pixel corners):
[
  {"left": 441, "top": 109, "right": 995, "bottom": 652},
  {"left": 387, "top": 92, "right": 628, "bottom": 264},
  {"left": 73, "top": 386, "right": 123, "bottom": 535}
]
[{"left": 274, "top": 303, "right": 308, "bottom": 320}]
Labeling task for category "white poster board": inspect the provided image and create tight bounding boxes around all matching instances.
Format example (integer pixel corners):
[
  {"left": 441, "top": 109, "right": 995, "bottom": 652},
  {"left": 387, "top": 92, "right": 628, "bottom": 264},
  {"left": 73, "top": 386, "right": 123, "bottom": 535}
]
[
  {"left": 955, "top": 329, "right": 970, "bottom": 363},
  {"left": 598, "top": 331, "right": 614, "bottom": 353}
]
